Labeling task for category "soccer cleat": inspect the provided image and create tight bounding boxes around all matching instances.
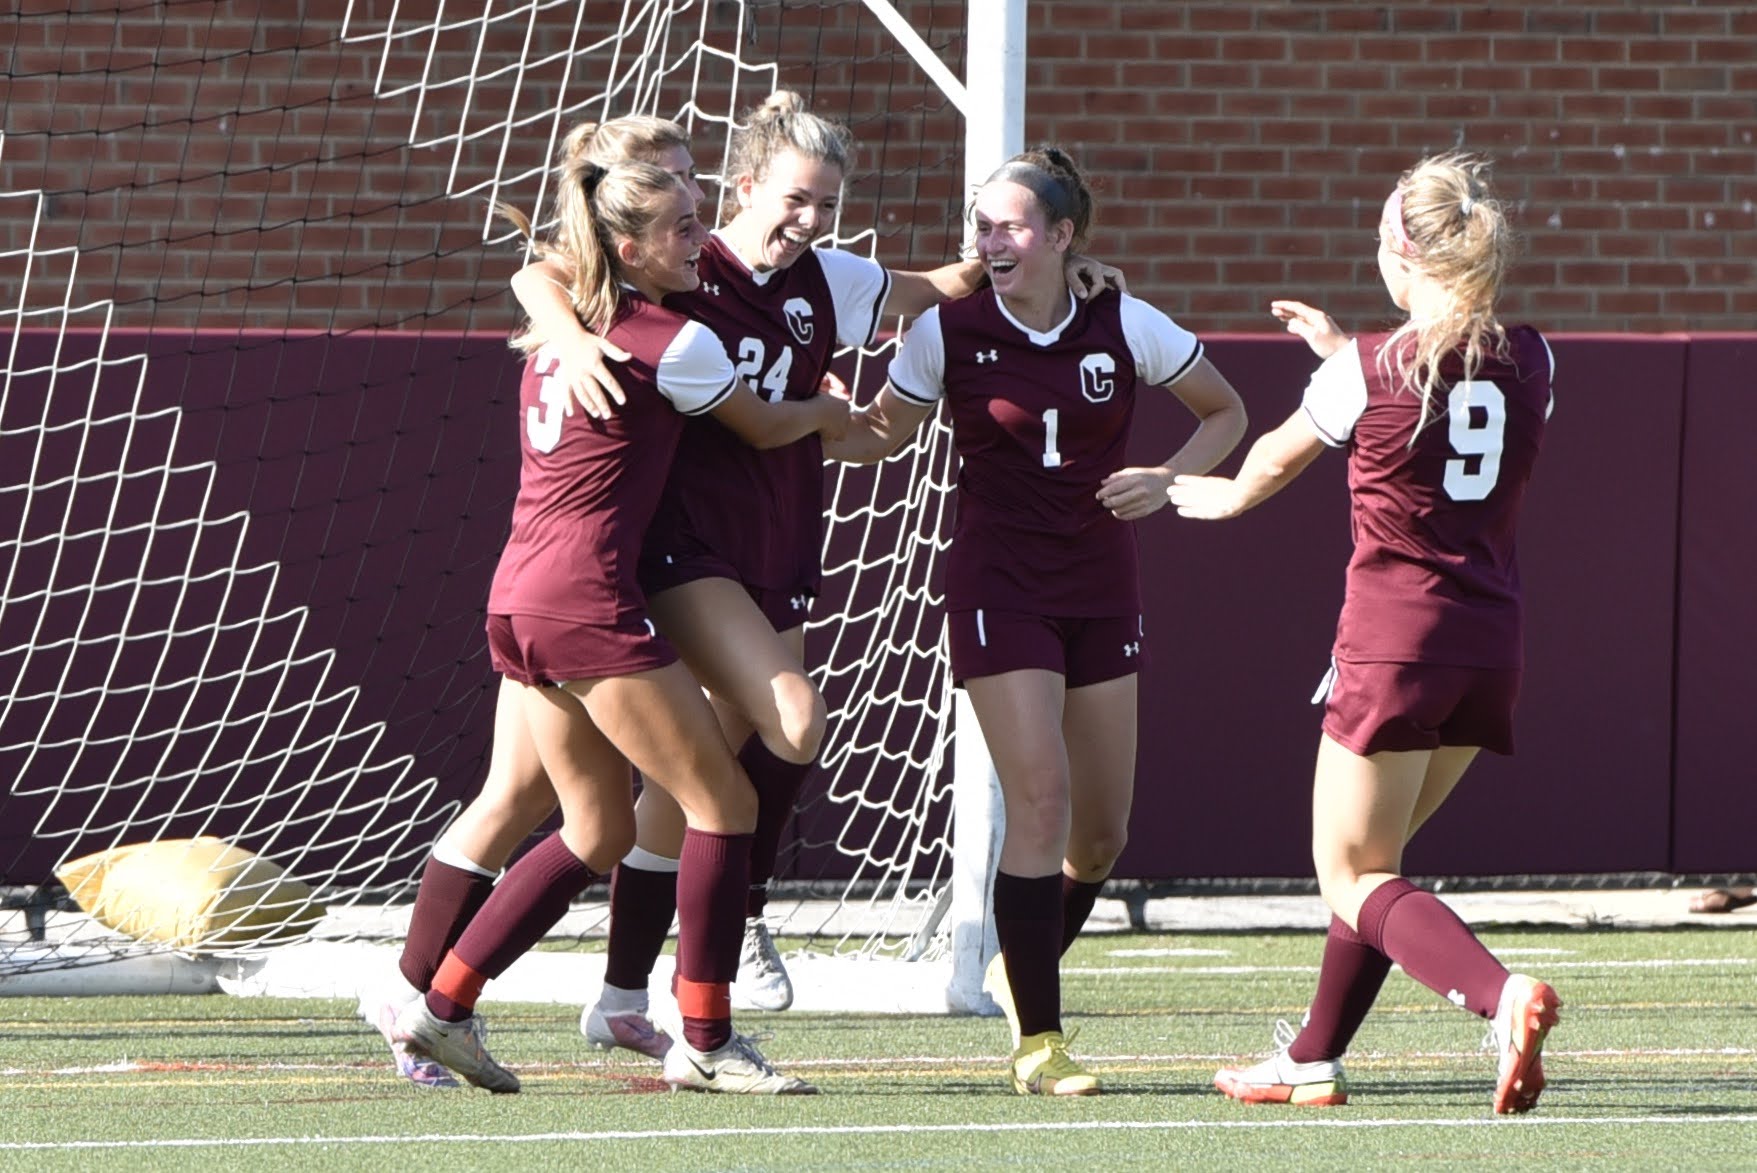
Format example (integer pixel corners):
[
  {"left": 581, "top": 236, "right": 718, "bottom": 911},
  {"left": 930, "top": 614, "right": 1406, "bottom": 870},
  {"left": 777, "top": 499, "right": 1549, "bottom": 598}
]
[
  {"left": 982, "top": 952, "right": 1021, "bottom": 1048},
  {"left": 1491, "top": 973, "right": 1561, "bottom": 1114},
  {"left": 1213, "top": 1047, "right": 1348, "bottom": 1107},
  {"left": 663, "top": 1032, "right": 817, "bottom": 1094},
  {"left": 391, "top": 999, "right": 520, "bottom": 1094},
  {"left": 732, "top": 917, "right": 794, "bottom": 1012},
  {"left": 365, "top": 995, "right": 460, "bottom": 1089},
  {"left": 1010, "top": 1030, "right": 1099, "bottom": 1096},
  {"left": 581, "top": 1002, "right": 674, "bottom": 1060}
]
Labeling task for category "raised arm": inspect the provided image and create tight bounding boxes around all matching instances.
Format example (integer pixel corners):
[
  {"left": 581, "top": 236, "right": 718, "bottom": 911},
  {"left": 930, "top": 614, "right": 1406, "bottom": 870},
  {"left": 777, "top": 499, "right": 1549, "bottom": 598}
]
[
  {"left": 1096, "top": 358, "right": 1249, "bottom": 521},
  {"left": 821, "top": 384, "right": 936, "bottom": 466},
  {"left": 1166, "top": 409, "right": 1327, "bottom": 521},
  {"left": 510, "top": 259, "right": 631, "bottom": 418},
  {"left": 709, "top": 383, "right": 852, "bottom": 450}
]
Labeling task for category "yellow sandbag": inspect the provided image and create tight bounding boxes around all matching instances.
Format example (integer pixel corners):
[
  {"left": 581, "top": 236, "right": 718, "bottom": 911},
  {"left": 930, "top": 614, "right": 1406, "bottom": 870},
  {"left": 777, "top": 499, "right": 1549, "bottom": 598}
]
[{"left": 55, "top": 837, "right": 325, "bottom": 952}]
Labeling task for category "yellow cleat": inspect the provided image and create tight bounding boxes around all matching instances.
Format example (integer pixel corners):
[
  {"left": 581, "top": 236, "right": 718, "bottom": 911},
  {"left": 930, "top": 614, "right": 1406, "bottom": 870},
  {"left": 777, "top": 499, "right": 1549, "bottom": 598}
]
[
  {"left": 1011, "top": 1030, "right": 1100, "bottom": 1096},
  {"left": 983, "top": 952, "right": 1021, "bottom": 1047}
]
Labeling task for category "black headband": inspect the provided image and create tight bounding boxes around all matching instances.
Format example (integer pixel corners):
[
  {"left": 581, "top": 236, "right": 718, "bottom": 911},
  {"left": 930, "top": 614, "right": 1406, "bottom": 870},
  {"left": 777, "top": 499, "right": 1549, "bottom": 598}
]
[{"left": 987, "top": 160, "right": 1078, "bottom": 224}]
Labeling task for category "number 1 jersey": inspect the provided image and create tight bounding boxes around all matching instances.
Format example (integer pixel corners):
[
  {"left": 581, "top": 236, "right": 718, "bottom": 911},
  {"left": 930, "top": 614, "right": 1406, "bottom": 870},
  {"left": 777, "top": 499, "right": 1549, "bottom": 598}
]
[
  {"left": 887, "top": 287, "right": 1203, "bottom": 616},
  {"left": 1300, "top": 325, "right": 1554, "bottom": 667}
]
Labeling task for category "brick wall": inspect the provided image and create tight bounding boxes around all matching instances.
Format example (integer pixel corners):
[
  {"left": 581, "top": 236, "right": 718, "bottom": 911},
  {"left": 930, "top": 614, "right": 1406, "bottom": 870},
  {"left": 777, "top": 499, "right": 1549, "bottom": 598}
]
[{"left": 2, "top": 1, "right": 1752, "bottom": 334}]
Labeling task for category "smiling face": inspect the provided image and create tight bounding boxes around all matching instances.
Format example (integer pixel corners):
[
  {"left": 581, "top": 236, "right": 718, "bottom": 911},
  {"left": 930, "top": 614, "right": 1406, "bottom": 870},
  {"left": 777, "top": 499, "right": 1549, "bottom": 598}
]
[
  {"left": 972, "top": 180, "right": 1074, "bottom": 300},
  {"left": 621, "top": 183, "right": 710, "bottom": 301},
  {"left": 731, "top": 148, "right": 843, "bottom": 271}
]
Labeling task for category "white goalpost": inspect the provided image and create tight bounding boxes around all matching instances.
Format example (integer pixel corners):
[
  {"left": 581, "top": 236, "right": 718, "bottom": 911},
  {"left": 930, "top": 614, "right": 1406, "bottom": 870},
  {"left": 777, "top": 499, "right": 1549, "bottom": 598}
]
[{"left": 0, "top": 0, "right": 1023, "bottom": 1016}]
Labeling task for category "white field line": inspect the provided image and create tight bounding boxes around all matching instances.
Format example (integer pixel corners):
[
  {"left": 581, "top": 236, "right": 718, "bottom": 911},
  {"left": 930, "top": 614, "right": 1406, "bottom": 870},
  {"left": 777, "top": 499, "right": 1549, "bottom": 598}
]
[
  {"left": 1070, "top": 957, "right": 1757, "bottom": 976},
  {"left": 6, "top": 1115, "right": 1757, "bottom": 1151},
  {"left": 7, "top": 1045, "right": 1752, "bottom": 1079}
]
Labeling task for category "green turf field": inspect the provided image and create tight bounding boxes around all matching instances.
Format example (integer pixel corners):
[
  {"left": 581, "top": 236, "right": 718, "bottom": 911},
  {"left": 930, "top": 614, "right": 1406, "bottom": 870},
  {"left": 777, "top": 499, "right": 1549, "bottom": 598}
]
[{"left": 2, "top": 926, "right": 1754, "bottom": 1170}]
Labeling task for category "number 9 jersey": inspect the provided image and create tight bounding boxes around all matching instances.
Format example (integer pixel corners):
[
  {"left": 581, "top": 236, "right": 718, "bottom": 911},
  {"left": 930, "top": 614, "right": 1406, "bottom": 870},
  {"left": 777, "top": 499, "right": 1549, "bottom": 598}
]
[{"left": 1300, "top": 325, "right": 1555, "bottom": 668}]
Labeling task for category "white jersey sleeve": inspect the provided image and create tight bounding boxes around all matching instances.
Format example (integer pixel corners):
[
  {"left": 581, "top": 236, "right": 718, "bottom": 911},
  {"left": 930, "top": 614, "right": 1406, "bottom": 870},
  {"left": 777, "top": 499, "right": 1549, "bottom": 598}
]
[
  {"left": 1118, "top": 294, "right": 1204, "bottom": 386},
  {"left": 656, "top": 319, "right": 738, "bottom": 416},
  {"left": 816, "top": 247, "right": 893, "bottom": 349},
  {"left": 1299, "top": 339, "right": 1369, "bottom": 447},
  {"left": 884, "top": 307, "right": 947, "bottom": 406}
]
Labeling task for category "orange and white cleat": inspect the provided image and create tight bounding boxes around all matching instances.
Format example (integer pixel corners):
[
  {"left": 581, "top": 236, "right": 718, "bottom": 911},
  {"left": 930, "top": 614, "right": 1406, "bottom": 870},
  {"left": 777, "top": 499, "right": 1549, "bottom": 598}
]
[
  {"left": 1214, "top": 1047, "right": 1348, "bottom": 1107},
  {"left": 1491, "top": 973, "right": 1561, "bottom": 1114}
]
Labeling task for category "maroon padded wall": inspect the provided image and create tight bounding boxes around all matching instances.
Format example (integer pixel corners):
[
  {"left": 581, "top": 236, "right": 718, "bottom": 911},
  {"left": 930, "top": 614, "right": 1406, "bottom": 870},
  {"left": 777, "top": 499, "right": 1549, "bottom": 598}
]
[
  {"left": 1672, "top": 336, "right": 1757, "bottom": 874},
  {"left": 3, "top": 329, "right": 1748, "bottom": 885}
]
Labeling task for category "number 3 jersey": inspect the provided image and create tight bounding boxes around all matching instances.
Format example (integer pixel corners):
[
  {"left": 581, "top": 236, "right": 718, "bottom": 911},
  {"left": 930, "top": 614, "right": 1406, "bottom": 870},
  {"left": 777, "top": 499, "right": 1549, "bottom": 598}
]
[
  {"left": 1300, "top": 325, "right": 1554, "bottom": 668},
  {"left": 488, "top": 294, "right": 736, "bottom": 625},
  {"left": 642, "top": 232, "right": 891, "bottom": 595},
  {"left": 887, "top": 287, "right": 1203, "bottom": 617}
]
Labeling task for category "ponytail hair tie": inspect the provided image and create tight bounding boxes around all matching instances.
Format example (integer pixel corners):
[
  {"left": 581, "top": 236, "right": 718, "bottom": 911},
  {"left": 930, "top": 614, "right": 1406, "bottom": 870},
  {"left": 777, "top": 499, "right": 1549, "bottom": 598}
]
[
  {"left": 580, "top": 160, "right": 608, "bottom": 197},
  {"left": 1460, "top": 194, "right": 1476, "bottom": 217}
]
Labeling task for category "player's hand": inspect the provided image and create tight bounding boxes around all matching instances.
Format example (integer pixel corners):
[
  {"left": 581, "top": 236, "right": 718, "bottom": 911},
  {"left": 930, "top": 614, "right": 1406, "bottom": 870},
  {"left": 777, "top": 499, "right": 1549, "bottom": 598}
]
[
  {"left": 1269, "top": 300, "right": 1349, "bottom": 359},
  {"left": 1167, "top": 473, "right": 1248, "bottom": 520},
  {"left": 555, "top": 335, "right": 631, "bottom": 419},
  {"left": 819, "top": 369, "right": 852, "bottom": 401},
  {"left": 1065, "top": 253, "right": 1128, "bottom": 300},
  {"left": 1097, "top": 466, "right": 1173, "bottom": 520},
  {"left": 811, "top": 390, "right": 854, "bottom": 442}
]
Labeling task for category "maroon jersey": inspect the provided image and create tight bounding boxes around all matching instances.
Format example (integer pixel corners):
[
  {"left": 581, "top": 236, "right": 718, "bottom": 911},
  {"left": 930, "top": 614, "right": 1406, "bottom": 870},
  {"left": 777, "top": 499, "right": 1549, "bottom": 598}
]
[
  {"left": 642, "top": 232, "right": 890, "bottom": 593},
  {"left": 1301, "top": 325, "right": 1554, "bottom": 667},
  {"left": 488, "top": 294, "right": 735, "bottom": 625},
  {"left": 888, "top": 287, "right": 1203, "bottom": 616}
]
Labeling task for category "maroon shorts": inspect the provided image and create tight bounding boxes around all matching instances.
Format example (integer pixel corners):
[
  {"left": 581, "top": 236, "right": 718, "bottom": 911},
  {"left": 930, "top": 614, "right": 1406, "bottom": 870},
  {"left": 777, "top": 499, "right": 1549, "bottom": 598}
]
[
  {"left": 1320, "top": 658, "right": 1520, "bottom": 756},
  {"left": 641, "top": 550, "right": 814, "bottom": 635},
  {"left": 486, "top": 613, "right": 676, "bottom": 686},
  {"left": 947, "top": 609, "right": 1147, "bottom": 688}
]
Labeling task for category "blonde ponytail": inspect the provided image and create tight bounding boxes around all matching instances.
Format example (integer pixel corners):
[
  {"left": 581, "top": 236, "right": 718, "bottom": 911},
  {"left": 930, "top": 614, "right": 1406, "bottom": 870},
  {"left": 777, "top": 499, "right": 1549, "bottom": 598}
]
[{"left": 1375, "top": 152, "right": 1517, "bottom": 436}]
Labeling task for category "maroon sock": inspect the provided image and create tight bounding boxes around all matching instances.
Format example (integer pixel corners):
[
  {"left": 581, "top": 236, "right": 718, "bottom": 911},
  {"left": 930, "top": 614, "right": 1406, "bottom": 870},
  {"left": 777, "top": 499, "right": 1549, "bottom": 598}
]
[
  {"left": 398, "top": 856, "right": 495, "bottom": 992},
  {"left": 425, "top": 833, "right": 595, "bottom": 1021},
  {"left": 1286, "top": 915, "right": 1393, "bottom": 1063},
  {"left": 1356, "top": 876, "right": 1509, "bottom": 1019},
  {"left": 1059, "top": 875, "right": 1105, "bottom": 955},
  {"left": 739, "top": 738, "right": 812, "bottom": 919},
  {"left": 674, "top": 828, "right": 752, "bottom": 1053},
  {"left": 993, "top": 870, "right": 1063, "bottom": 1039},
  {"left": 602, "top": 861, "right": 679, "bottom": 992}
]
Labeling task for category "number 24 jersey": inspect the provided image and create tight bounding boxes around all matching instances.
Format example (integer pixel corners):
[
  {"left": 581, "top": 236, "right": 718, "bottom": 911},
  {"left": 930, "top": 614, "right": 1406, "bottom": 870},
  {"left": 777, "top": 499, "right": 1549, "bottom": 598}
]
[{"left": 887, "top": 287, "right": 1203, "bottom": 617}]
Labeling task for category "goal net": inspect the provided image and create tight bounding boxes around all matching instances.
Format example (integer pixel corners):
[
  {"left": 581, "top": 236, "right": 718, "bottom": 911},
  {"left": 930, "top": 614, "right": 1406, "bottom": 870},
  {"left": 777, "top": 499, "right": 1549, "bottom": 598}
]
[{"left": 1, "top": 1, "right": 1005, "bottom": 1009}]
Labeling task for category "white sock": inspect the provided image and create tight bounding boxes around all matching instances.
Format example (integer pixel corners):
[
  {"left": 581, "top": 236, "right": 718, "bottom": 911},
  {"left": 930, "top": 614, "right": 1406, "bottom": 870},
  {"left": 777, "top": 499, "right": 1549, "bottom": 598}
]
[
  {"left": 433, "top": 839, "right": 498, "bottom": 878},
  {"left": 597, "top": 982, "right": 650, "bottom": 1016}
]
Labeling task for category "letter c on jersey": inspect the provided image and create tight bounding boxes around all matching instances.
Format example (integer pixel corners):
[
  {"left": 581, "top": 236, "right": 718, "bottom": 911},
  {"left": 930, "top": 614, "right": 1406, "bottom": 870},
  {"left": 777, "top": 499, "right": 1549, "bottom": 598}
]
[
  {"left": 1079, "top": 353, "right": 1117, "bottom": 403},
  {"left": 783, "top": 297, "right": 816, "bottom": 346}
]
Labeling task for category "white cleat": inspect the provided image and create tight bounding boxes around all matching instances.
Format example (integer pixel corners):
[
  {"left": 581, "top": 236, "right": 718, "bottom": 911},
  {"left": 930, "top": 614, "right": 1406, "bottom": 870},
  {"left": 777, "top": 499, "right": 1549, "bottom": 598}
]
[
  {"left": 662, "top": 1032, "right": 816, "bottom": 1095},
  {"left": 581, "top": 1003, "right": 673, "bottom": 1060},
  {"left": 732, "top": 917, "right": 794, "bottom": 1012},
  {"left": 362, "top": 993, "right": 460, "bottom": 1089},
  {"left": 391, "top": 999, "right": 520, "bottom": 1094}
]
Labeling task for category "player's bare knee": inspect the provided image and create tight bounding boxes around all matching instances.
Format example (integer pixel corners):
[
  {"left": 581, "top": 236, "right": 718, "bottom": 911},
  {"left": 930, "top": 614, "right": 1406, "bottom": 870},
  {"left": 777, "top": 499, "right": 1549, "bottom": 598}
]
[
  {"left": 766, "top": 678, "right": 826, "bottom": 764},
  {"left": 1005, "top": 786, "right": 1072, "bottom": 854},
  {"left": 692, "top": 763, "right": 759, "bottom": 833},
  {"left": 1066, "top": 829, "right": 1126, "bottom": 878}
]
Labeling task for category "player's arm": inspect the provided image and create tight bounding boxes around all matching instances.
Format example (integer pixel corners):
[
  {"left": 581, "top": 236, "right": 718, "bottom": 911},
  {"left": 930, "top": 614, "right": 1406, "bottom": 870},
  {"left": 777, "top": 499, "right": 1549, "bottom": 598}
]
[
  {"left": 710, "top": 384, "right": 852, "bottom": 449},
  {"left": 880, "top": 254, "right": 1128, "bottom": 319},
  {"left": 1166, "top": 408, "right": 1327, "bottom": 521},
  {"left": 821, "top": 384, "right": 936, "bottom": 465},
  {"left": 509, "top": 259, "right": 631, "bottom": 418},
  {"left": 1097, "top": 357, "right": 1249, "bottom": 521}
]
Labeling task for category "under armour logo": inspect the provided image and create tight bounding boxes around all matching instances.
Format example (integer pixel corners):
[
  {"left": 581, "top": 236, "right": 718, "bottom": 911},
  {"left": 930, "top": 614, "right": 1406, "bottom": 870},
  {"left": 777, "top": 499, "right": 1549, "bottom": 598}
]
[
  {"left": 790, "top": 595, "right": 809, "bottom": 611},
  {"left": 1122, "top": 642, "right": 1141, "bottom": 657},
  {"left": 975, "top": 350, "right": 999, "bottom": 363},
  {"left": 701, "top": 283, "right": 721, "bottom": 296}
]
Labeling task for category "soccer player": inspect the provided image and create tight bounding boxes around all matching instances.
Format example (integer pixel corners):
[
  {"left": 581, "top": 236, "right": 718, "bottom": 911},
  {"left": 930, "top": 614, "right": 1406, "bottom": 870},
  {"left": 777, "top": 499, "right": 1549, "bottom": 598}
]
[
  {"left": 388, "top": 158, "right": 844, "bottom": 1095},
  {"left": 823, "top": 145, "right": 1248, "bottom": 1095},
  {"left": 1169, "top": 153, "right": 1561, "bottom": 1114},
  {"left": 514, "top": 94, "right": 1128, "bottom": 1050}
]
